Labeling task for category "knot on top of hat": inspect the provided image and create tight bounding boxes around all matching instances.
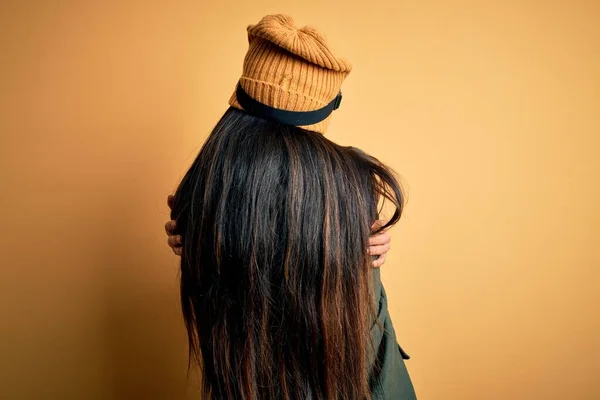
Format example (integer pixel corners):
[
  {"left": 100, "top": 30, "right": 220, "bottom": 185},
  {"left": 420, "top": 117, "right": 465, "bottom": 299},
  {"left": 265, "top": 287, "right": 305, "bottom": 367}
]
[{"left": 247, "top": 14, "right": 352, "bottom": 73}]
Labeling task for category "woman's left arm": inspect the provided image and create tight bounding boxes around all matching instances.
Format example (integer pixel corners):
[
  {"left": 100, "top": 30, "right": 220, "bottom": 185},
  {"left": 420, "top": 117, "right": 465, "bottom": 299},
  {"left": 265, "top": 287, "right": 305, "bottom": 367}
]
[{"left": 165, "top": 195, "right": 393, "bottom": 268}]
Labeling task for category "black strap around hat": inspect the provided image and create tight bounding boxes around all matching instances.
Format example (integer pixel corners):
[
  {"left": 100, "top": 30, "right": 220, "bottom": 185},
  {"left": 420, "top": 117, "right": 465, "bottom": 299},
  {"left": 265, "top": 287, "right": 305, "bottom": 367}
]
[{"left": 236, "top": 82, "right": 343, "bottom": 127}]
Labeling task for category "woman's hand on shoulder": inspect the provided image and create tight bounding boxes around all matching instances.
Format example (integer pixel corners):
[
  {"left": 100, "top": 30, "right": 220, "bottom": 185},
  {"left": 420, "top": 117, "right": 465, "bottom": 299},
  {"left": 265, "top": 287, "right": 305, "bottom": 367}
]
[
  {"left": 165, "top": 195, "right": 183, "bottom": 256},
  {"left": 369, "top": 220, "right": 392, "bottom": 268}
]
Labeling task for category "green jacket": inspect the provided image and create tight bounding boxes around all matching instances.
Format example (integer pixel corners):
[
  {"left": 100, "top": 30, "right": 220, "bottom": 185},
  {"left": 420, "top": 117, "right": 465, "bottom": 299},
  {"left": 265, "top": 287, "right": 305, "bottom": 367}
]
[{"left": 368, "top": 269, "right": 417, "bottom": 399}]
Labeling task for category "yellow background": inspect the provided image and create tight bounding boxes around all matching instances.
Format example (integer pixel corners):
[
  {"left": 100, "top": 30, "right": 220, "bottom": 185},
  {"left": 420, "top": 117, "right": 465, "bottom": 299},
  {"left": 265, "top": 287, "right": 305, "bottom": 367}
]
[{"left": 1, "top": 1, "right": 598, "bottom": 399}]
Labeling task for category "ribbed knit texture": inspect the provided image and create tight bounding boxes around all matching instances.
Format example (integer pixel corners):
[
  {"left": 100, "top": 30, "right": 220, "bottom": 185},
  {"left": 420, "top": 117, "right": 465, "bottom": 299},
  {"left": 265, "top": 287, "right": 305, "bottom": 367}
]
[{"left": 229, "top": 14, "right": 352, "bottom": 134}]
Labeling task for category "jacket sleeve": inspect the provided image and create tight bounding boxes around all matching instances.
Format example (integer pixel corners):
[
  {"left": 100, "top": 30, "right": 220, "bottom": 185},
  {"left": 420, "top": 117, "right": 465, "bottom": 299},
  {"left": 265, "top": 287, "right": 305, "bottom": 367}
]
[{"left": 368, "top": 269, "right": 417, "bottom": 399}]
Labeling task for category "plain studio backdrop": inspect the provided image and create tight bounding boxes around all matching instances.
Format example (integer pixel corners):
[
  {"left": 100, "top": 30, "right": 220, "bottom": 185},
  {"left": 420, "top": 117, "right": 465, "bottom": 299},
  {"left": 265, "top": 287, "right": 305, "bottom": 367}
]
[{"left": 1, "top": 1, "right": 598, "bottom": 399}]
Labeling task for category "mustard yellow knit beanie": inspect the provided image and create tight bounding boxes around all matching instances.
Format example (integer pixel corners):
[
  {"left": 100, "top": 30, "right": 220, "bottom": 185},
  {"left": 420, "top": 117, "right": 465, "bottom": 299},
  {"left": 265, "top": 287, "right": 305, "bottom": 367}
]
[{"left": 229, "top": 14, "right": 352, "bottom": 134}]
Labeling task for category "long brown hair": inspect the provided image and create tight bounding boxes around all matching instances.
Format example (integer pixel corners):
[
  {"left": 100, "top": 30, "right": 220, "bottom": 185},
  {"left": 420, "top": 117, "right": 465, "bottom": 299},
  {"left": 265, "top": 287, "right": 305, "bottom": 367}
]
[{"left": 170, "top": 108, "right": 404, "bottom": 399}]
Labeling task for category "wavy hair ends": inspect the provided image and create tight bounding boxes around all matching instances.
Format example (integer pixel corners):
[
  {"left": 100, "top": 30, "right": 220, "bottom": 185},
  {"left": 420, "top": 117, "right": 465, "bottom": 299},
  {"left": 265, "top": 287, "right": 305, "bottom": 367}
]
[{"left": 170, "top": 108, "right": 404, "bottom": 400}]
